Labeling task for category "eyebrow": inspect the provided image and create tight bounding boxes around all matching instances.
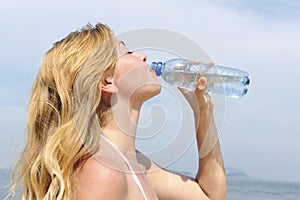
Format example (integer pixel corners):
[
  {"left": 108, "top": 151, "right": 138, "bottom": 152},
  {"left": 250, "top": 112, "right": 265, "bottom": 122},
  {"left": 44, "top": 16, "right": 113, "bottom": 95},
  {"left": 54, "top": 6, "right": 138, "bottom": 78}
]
[{"left": 119, "top": 41, "right": 126, "bottom": 46}]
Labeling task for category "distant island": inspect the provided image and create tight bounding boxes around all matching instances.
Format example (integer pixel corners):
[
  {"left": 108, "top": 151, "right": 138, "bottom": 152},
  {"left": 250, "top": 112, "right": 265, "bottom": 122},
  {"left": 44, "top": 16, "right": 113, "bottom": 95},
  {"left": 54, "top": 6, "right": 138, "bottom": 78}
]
[
  {"left": 166, "top": 166, "right": 249, "bottom": 179},
  {"left": 225, "top": 166, "right": 249, "bottom": 178}
]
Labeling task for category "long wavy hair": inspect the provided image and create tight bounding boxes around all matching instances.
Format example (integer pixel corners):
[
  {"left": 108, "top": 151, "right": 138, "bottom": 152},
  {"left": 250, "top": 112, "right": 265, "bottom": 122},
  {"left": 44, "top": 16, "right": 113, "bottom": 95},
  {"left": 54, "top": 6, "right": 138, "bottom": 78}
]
[{"left": 11, "top": 23, "right": 117, "bottom": 199}]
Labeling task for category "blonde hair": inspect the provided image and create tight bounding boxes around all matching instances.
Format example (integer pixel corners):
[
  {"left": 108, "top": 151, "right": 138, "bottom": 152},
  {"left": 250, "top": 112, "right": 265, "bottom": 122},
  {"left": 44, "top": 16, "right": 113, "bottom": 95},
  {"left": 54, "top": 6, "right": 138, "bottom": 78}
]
[{"left": 11, "top": 23, "right": 117, "bottom": 199}]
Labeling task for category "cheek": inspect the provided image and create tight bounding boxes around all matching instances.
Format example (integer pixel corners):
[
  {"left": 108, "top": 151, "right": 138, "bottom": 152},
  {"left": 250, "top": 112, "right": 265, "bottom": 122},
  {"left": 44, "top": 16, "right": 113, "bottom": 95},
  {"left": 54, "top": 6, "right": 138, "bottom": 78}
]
[
  {"left": 115, "top": 58, "right": 133, "bottom": 74},
  {"left": 115, "top": 59, "right": 147, "bottom": 83},
  {"left": 114, "top": 61, "right": 128, "bottom": 82},
  {"left": 115, "top": 66, "right": 151, "bottom": 92}
]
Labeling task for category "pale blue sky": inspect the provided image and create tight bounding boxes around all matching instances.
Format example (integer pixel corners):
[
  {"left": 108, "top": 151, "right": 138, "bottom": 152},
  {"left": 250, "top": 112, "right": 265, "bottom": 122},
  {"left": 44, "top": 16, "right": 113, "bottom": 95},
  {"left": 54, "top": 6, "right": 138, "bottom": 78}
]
[{"left": 0, "top": 0, "right": 299, "bottom": 182}]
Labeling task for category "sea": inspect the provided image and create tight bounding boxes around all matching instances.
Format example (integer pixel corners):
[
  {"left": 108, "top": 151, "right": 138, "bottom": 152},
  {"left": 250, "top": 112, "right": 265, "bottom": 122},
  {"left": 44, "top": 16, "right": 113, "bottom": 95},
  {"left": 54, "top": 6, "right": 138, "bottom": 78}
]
[
  {"left": 227, "top": 177, "right": 300, "bottom": 200},
  {"left": 1, "top": 173, "right": 300, "bottom": 199}
]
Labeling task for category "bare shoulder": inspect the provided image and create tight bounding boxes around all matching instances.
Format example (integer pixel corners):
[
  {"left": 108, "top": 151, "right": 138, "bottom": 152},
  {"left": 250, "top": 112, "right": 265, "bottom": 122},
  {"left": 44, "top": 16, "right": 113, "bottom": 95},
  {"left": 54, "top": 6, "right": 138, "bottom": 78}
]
[{"left": 74, "top": 156, "right": 127, "bottom": 200}]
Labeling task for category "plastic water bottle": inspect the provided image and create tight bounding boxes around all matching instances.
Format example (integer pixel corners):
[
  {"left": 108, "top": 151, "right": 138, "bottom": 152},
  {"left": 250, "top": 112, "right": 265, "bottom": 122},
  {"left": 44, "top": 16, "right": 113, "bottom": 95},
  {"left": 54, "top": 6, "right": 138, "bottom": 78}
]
[{"left": 151, "top": 58, "right": 250, "bottom": 98}]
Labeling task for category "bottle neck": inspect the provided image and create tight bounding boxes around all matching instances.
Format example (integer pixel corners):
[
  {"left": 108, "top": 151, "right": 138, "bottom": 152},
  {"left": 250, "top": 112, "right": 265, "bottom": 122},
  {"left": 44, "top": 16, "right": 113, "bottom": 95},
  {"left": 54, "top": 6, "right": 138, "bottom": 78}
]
[{"left": 151, "top": 61, "right": 164, "bottom": 76}]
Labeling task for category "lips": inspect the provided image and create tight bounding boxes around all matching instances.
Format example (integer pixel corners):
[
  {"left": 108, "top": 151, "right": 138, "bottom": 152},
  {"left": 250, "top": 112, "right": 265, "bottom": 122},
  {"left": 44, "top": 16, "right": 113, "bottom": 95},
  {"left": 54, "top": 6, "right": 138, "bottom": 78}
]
[
  {"left": 150, "top": 69, "right": 156, "bottom": 74},
  {"left": 147, "top": 65, "right": 156, "bottom": 74}
]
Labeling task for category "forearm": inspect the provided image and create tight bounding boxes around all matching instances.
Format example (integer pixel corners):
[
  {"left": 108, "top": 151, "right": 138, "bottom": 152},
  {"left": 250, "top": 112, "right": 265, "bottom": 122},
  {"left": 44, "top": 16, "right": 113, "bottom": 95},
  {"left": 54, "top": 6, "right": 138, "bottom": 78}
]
[
  {"left": 195, "top": 110, "right": 227, "bottom": 200},
  {"left": 178, "top": 77, "right": 227, "bottom": 199}
]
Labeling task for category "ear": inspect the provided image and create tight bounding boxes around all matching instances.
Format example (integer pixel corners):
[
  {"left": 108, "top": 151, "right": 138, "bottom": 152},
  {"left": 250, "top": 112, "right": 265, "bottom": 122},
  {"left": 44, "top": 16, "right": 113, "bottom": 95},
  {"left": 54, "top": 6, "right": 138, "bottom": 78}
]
[{"left": 101, "top": 76, "right": 119, "bottom": 94}]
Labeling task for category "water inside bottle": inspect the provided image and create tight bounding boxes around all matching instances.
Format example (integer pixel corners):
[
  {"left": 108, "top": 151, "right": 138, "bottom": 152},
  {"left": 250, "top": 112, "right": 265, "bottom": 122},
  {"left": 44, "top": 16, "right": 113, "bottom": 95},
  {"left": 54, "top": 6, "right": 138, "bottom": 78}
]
[
  {"left": 162, "top": 70, "right": 249, "bottom": 91},
  {"left": 162, "top": 70, "right": 200, "bottom": 90}
]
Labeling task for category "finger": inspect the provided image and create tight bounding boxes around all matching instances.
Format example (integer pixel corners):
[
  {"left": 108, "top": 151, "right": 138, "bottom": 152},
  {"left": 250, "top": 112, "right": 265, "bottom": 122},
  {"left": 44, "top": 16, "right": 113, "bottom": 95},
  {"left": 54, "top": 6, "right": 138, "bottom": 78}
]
[
  {"left": 204, "top": 92, "right": 213, "bottom": 111},
  {"left": 197, "top": 77, "right": 207, "bottom": 92},
  {"left": 203, "top": 94, "right": 208, "bottom": 104},
  {"left": 197, "top": 92, "right": 213, "bottom": 112}
]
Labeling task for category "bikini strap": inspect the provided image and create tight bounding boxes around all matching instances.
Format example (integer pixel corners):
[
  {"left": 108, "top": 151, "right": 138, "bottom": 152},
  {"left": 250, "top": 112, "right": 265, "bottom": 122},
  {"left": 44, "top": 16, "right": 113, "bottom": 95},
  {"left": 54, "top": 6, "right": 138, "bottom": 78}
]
[{"left": 100, "top": 134, "right": 148, "bottom": 200}]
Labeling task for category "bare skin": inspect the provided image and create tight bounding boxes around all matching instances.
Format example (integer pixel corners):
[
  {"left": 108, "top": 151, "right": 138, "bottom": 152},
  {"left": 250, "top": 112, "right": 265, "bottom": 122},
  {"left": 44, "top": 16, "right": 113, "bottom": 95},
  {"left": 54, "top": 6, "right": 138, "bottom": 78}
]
[{"left": 74, "top": 42, "right": 227, "bottom": 200}]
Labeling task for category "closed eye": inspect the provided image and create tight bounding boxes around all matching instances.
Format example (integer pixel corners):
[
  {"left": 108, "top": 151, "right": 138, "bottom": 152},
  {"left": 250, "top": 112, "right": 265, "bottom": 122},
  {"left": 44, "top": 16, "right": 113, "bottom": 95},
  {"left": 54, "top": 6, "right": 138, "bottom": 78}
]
[{"left": 127, "top": 51, "right": 133, "bottom": 54}]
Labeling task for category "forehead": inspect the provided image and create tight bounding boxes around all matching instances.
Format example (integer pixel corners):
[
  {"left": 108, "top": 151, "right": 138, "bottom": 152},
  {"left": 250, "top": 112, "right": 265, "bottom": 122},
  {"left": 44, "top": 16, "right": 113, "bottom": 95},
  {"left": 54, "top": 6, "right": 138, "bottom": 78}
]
[{"left": 117, "top": 40, "right": 129, "bottom": 57}]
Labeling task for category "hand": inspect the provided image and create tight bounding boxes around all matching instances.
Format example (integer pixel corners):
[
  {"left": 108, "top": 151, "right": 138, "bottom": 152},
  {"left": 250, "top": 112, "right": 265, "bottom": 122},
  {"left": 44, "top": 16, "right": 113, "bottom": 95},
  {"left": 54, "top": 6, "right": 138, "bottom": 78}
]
[
  {"left": 178, "top": 77, "right": 213, "bottom": 116},
  {"left": 179, "top": 77, "right": 218, "bottom": 158}
]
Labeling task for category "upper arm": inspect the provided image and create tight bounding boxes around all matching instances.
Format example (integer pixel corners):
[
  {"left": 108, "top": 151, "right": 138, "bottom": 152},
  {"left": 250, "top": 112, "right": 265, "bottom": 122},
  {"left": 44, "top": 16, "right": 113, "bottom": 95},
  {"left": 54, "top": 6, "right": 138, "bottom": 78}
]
[
  {"left": 146, "top": 164, "right": 210, "bottom": 200},
  {"left": 74, "top": 157, "right": 127, "bottom": 200},
  {"left": 137, "top": 152, "right": 209, "bottom": 200}
]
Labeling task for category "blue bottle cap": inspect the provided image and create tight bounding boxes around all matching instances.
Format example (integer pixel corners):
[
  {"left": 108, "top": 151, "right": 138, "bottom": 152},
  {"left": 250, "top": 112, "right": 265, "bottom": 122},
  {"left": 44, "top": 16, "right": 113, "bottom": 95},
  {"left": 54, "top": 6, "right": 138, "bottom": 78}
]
[{"left": 151, "top": 61, "right": 163, "bottom": 76}]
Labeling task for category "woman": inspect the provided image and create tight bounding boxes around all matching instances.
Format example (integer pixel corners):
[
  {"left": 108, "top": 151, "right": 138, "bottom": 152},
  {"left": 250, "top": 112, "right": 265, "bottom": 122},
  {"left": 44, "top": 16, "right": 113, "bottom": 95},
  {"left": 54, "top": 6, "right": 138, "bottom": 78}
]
[{"left": 12, "top": 23, "right": 227, "bottom": 199}]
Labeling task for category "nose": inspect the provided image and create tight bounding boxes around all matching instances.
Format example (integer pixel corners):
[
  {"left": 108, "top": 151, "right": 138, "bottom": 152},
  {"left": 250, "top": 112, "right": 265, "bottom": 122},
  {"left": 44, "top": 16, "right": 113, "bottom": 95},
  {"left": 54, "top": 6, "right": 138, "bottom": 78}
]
[{"left": 133, "top": 51, "right": 147, "bottom": 62}]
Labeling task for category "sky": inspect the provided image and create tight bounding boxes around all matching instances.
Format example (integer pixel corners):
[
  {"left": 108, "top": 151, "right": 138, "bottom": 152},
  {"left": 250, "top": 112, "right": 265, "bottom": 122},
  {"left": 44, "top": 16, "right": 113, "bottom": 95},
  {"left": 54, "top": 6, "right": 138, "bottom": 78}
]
[{"left": 0, "top": 0, "right": 300, "bottom": 182}]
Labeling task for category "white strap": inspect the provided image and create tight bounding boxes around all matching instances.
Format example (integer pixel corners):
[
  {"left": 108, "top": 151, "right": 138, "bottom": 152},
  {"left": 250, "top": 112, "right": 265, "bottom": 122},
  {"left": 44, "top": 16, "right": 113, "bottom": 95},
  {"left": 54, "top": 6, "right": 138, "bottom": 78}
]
[{"left": 100, "top": 134, "right": 148, "bottom": 200}]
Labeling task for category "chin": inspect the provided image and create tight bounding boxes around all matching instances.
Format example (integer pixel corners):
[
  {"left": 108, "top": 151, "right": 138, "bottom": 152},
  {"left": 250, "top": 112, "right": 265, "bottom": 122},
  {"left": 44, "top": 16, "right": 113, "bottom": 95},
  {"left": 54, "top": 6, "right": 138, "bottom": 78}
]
[
  {"left": 134, "top": 82, "right": 162, "bottom": 103},
  {"left": 147, "top": 82, "right": 162, "bottom": 97}
]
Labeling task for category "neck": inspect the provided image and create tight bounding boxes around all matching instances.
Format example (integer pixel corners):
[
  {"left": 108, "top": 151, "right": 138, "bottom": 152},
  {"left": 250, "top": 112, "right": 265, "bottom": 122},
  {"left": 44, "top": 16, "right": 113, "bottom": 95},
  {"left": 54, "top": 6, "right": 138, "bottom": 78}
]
[{"left": 101, "top": 102, "right": 141, "bottom": 154}]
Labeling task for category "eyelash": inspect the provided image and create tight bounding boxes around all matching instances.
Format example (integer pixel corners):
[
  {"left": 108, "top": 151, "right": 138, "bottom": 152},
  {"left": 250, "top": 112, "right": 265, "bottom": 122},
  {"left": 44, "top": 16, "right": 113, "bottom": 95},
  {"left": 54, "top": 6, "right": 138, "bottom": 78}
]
[{"left": 127, "top": 51, "right": 133, "bottom": 54}]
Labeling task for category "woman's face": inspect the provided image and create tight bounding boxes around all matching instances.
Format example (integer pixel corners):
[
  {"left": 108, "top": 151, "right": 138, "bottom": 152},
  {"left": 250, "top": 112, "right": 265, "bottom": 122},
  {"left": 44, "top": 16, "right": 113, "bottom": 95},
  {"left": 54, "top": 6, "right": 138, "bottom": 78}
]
[{"left": 113, "top": 41, "right": 161, "bottom": 104}]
